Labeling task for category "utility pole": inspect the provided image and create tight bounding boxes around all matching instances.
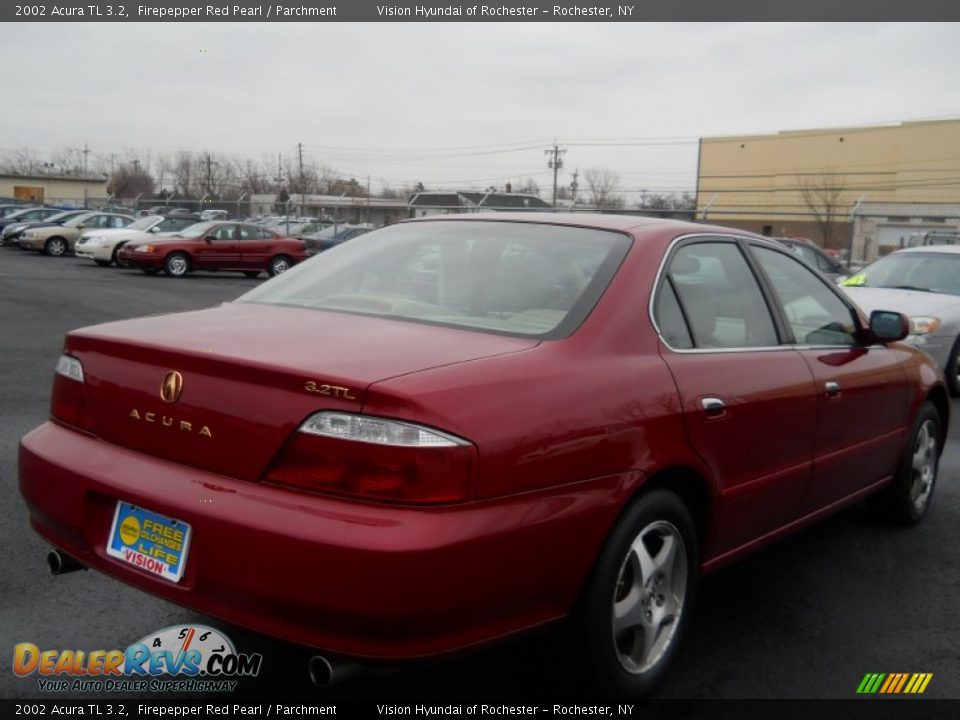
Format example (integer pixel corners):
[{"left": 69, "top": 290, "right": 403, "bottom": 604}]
[
  {"left": 297, "top": 143, "right": 305, "bottom": 216},
  {"left": 545, "top": 143, "right": 566, "bottom": 208},
  {"left": 131, "top": 159, "right": 141, "bottom": 174},
  {"left": 202, "top": 154, "right": 216, "bottom": 198},
  {"left": 82, "top": 143, "right": 89, "bottom": 175}
]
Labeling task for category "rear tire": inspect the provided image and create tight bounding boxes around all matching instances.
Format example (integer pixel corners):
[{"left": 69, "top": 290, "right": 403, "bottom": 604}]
[
  {"left": 110, "top": 243, "right": 126, "bottom": 267},
  {"left": 571, "top": 490, "right": 698, "bottom": 697},
  {"left": 875, "top": 401, "right": 941, "bottom": 525},
  {"left": 945, "top": 339, "right": 960, "bottom": 396},
  {"left": 268, "top": 255, "right": 292, "bottom": 277},
  {"left": 45, "top": 237, "right": 68, "bottom": 257},
  {"left": 163, "top": 252, "right": 190, "bottom": 278}
]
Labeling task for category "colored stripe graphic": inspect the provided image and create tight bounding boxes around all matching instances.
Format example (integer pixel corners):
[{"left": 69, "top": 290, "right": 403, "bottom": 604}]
[
  {"left": 893, "top": 673, "right": 909, "bottom": 693},
  {"left": 857, "top": 672, "right": 932, "bottom": 694}
]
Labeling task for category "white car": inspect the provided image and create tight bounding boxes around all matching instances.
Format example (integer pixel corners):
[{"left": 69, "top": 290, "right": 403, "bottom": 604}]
[{"left": 75, "top": 214, "right": 201, "bottom": 266}]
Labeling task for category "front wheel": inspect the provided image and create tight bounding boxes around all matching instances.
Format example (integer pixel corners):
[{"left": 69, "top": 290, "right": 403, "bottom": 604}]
[
  {"left": 572, "top": 490, "right": 697, "bottom": 697},
  {"left": 268, "top": 255, "right": 292, "bottom": 277},
  {"left": 875, "top": 401, "right": 941, "bottom": 524},
  {"left": 163, "top": 252, "right": 190, "bottom": 278},
  {"left": 45, "top": 237, "right": 68, "bottom": 257}
]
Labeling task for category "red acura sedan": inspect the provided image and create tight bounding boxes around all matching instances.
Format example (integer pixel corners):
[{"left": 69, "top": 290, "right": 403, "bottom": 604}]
[
  {"left": 19, "top": 215, "right": 947, "bottom": 695},
  {"left": 116, "top": 220, "right": 308, "bottom": 277}
]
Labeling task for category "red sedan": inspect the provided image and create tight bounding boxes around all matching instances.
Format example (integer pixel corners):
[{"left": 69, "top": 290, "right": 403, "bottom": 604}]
[
  {"left": 116, "top": 220, "right": 308, "bottom": 278},
  {"left": 19, "top": 215, "right": 947, "bottom": 695}
]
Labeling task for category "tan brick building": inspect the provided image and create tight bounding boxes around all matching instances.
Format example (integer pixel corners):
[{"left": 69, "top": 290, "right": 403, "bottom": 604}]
[
  {"left": 0, "top": 172, "right": 108, "bottom": 207},
  {"left": 695, "top": 119, "right": 960, "bottom": 255}
]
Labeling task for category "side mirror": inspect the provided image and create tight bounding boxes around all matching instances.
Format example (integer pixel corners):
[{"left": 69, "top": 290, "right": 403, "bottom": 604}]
[
  {"left": 205, "top": 236, "right": 214, "bottom": 243},
  {"left": 76, "top": 224, "right": 85, "bottom": 229},
  {"left": 150, "top": 226, "right": 160, "bottom": 233},
  {"left": 870, "top": 310, "right": 909, "bottom": 342}
]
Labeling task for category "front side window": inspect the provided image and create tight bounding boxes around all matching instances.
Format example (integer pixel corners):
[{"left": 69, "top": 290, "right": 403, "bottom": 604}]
[
  {"left": 240, "top": 221, "right": 631, "bottom": 338},
  {"left": 158, "top": 217, "right": 197, "bottom": 232},
  {"left": 752, "top": 246, "right": 858, "bottom": 346},
  {"left": 663, "top": 241, "right": 779, "bottom": 349},
  {"left": 210, "top": 224, "right": 236, "bottom": 241}
]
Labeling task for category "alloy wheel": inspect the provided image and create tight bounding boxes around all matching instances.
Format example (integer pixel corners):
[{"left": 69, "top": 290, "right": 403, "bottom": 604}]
[
  {"left": 910, "top": 418, "right": 937, "bottom": 513},
  {"left": 611, "top": 519, "right": 687, "bottom": 674}
]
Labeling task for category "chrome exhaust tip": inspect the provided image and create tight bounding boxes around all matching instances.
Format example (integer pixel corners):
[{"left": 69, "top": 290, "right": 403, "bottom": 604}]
[
  {"left": 308, "top": 655, "right": 362, "bottom": 687},
  {"left": 47, "top": 550, "right": 87, "bottom": 575}
]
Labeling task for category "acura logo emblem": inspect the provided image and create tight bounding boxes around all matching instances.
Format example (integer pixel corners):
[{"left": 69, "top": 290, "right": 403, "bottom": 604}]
[{"left": 160, "top": 371, "right": 184, "bottom": 404}]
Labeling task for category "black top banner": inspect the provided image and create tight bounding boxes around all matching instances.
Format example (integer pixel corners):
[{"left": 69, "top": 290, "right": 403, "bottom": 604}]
[{"left": 4, "top": 0, "right": 960, "bottom": 21}]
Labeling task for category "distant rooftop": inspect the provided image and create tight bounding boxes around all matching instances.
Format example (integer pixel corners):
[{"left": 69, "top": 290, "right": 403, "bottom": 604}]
[{"left": 410, "top": 191, "right": 551, "bottom": 209}]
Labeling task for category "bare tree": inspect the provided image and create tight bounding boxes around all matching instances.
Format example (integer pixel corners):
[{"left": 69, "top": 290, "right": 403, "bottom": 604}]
[
  {"left": 511, "top": 178, "right": 541, "bottom": 197},
  {"left": 640, "top": 192, "right": 696, "bottom": 216},
  {"left": 0, "top": 147, "right": 43, "bottom": 174},
  {"left": 584, "top": 168, "right": 623, "bottom": 210},
  {"left": 109, "top": 164, "right": 155, "bottom": 198},
  {"left": 798, "top": 171, "right": 846, "bottom": 248}
]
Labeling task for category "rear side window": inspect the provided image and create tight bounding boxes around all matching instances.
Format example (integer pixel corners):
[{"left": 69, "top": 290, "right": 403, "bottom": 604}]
[
  {"left": 662, "top": 242, "right": 779, "bottom": 349},
  {"left": 654, "top": 281, "right": 693, "bottom": 349}
]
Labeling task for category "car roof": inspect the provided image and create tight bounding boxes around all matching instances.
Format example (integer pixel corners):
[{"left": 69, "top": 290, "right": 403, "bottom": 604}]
[
  {"left": 401, "top": 212, "right": 754, "bottom": 238},
  {"left": 891, "top": 245, "right": 960, "bottom": 255}
]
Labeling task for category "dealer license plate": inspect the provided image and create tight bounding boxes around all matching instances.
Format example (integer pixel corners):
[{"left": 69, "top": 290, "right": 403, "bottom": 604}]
[{"left": 106, "top": 502, "right": 192, "bottom": 583}]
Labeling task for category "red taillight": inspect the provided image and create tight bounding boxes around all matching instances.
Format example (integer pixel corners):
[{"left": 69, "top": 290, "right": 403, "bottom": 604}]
[
  {"left": 264, "top": 420, "right": 476, "bottom": 504},
  {"left": 50, "top": 355, "right": 92, "bottom": 432}
]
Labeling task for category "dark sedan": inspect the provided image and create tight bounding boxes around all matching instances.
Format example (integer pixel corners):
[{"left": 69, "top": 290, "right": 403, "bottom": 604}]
[
  {"left": 775, "top": 237, "right": 851, "bottom": 282},
  {"left": 117, "top": 220, "right": 309, "bottom": 277},
  {"left": 0, "top": 206, "right": 66, "bottom": 237},
  {"left": 300, "top": 223, "right": 376, "bottom": 255}
]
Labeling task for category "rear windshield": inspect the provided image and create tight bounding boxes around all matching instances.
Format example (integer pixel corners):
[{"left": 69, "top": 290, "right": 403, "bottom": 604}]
[{"left": 239, "top": 220, "right": 631, "bottom": 338}]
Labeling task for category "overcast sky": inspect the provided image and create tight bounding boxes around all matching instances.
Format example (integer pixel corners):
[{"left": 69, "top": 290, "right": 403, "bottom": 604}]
[{"left": 3, "top": 22, "right": 960, "bottom": 199}]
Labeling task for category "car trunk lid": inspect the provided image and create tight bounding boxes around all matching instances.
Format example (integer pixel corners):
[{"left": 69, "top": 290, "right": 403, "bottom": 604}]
[{"left": 65, "top": 302, "right": 539, "bottom": 481}]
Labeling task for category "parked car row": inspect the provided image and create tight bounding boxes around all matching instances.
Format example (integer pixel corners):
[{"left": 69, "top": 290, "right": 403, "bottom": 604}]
[{"left": 3, "top": 214, "right": 314, "bottom": 278}]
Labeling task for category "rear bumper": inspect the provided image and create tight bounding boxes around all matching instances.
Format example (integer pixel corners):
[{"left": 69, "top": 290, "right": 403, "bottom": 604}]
[{"left": 19, "top": 422, "right": 619, "bottom": 660}]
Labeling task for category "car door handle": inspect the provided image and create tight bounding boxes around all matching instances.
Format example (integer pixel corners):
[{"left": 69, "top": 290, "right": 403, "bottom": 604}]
[
  {"left": 825, "top": 380, "right": 841, "bottom": 397},
  {"left": 700, "top": 397, "right": 726, "bottom": 416}
]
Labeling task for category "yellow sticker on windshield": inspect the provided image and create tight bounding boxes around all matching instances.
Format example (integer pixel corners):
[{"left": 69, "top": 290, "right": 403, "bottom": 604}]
[{"left": 842, "top": 274, "right": 867, "bottom": 286}]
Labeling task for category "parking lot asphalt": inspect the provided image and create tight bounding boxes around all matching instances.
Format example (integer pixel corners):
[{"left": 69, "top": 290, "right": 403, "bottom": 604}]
[{"left": 1, "top": 249, "right": 959, "bottom": 700}]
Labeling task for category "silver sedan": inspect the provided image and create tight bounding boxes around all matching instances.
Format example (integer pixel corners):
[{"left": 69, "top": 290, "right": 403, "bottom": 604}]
[{"left": 842, "top": 245, "right": 960, "bottom": 394}]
